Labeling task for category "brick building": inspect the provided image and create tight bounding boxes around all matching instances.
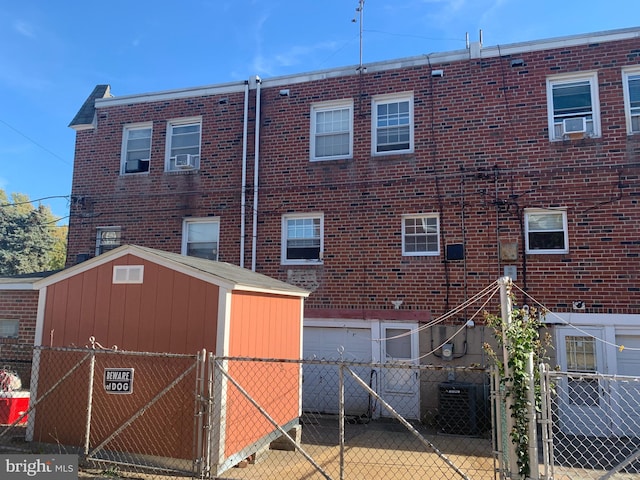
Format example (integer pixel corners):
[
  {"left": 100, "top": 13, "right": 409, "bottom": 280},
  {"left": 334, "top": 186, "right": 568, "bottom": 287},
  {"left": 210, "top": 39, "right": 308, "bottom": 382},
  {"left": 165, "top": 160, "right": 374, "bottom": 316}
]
[{"left": 4, "top": 27, "right": 638, "bottom": 421}]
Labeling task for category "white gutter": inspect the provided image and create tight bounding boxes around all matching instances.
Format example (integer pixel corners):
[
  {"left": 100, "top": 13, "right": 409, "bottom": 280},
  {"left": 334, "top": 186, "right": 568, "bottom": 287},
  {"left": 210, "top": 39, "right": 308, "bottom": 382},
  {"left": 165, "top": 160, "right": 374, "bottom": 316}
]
[
  {"left": 239, "top": 81, "right": 250, "bottom": 268},
  {"left": 251, "top": 76, "right": 262, "bottom": 271}
]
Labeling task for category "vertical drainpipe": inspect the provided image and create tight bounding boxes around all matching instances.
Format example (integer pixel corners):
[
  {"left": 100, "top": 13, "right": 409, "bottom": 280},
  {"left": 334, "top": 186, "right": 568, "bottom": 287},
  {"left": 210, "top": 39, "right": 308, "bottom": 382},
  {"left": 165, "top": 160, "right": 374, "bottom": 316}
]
[
  {"left": 251, "top": 76, "right": 262, "bottom": 271},
  {"left": 240, "top": 81, "right": 250, "bottom": 268}
]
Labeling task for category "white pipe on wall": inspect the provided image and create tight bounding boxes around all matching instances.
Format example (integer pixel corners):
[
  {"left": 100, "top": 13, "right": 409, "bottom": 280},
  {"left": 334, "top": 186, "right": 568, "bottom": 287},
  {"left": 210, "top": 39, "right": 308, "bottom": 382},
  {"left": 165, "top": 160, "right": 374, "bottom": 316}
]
[{"left": 251, "top": 77, "right": 262, "bottom": 271}]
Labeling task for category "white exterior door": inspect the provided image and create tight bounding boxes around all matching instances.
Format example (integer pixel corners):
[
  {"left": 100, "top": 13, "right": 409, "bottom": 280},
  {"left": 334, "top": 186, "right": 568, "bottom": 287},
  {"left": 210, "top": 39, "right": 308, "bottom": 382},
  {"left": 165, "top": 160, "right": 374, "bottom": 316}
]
[
  {"left": 380, "top": 323, "right": 420, "bottom": 420},
  {"left": 556, "top": 327, "right": 610, "bottom": 436},
  {"left": 610, "top": 334, "right": 640, "bottom": 436}
]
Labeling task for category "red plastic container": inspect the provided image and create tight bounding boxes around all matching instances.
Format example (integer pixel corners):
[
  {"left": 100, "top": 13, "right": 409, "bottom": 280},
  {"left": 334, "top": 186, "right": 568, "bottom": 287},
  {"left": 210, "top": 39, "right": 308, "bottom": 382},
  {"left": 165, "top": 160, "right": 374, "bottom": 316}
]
[{"left": 0, "top": 392, "right": 29, "bottom": 424}]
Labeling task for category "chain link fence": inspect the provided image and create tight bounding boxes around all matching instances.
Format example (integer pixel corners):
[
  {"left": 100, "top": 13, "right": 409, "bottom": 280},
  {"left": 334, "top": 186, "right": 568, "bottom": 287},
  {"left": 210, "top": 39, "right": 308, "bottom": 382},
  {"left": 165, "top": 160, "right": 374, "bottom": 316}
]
[
  {"left": 0, "top": 345, "right": 205, "bottom": 478},
  {"left": 541, "top": 368, "right": 640, "bottom": 480},
  {"left": 1, "top": 345, "right": 496, "bottom": 479},
  {"left": 210, "top": 357, "right": 495, "bottom": 480}
]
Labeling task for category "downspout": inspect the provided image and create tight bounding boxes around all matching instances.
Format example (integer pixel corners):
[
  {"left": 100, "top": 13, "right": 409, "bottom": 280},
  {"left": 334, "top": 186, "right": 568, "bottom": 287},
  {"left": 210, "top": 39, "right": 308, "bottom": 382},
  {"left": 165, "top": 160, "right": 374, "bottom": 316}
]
[
  {"left": 240, "top": 81, "right": 250, "bottom": 268},
  {"left": 251, "top": 76, "right": 262, "bottom": 271}
]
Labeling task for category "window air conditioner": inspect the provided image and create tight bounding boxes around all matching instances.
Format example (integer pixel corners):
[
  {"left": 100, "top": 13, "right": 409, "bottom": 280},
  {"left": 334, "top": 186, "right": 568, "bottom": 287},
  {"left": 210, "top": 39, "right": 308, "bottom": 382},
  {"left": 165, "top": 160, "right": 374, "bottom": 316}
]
[
  {"left": 125, "top": 159, "right": 148, "bottom": 173},
  {"left": 174, "top": 154, "right": 194, "bottom": 168},
  {"left": 563, "top": 117, "right": 586, "bottom": 134}
]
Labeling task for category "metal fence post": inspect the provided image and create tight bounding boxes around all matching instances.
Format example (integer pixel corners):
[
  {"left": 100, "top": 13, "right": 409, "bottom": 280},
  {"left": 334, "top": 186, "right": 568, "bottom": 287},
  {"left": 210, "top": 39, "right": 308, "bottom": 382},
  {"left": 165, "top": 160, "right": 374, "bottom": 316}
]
[
  {"left": 538, "top": 364, "right": 553, "bottom": 480},
  {"left": 339, "top": 362, "right": 345, "bottom": 480},
  {"left": 526, "top": 352, "right": 539, "bottom": 480},
  {"left": 84, "top": 348, "right": 96, "bottom": 456}
]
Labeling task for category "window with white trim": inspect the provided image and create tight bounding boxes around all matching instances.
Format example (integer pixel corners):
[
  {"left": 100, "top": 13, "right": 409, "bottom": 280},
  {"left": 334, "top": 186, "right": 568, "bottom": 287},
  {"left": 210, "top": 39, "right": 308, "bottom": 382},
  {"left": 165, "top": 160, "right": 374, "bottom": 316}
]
[
  {"left": 547, "top": 73, "right": 600, "bottom": 141},
  {"left": 96, "top": 227, "right": 121, "bottom": 255},
  {"left": 372, "top": 93, "right": 413, "bottom": 155},
  {"left": 623, "top": 68, "right": 640, "bottom": 134},
  {"left": 166, "top": 118, "right": 201, "bottom": 171},
  {"left": 282, "top": 214, "right": 323, "bottom": 264},
  {"left": 182, "top": 218, "right": 219, "bottom": 260},
  {"left": 402, "top": 214, "right": 439, "bottom": 256},
  {"left": 525, "top": 209, "right": 568, "bottom": 254},
  {"left": 121, "top": 123, "right": 152, "bottom": 174},
  {"left": 0, "top": 319, "right": 19, "bottom": 339},
  {"left": 310, "top": 100, "right": 353, "bottom": 161}
]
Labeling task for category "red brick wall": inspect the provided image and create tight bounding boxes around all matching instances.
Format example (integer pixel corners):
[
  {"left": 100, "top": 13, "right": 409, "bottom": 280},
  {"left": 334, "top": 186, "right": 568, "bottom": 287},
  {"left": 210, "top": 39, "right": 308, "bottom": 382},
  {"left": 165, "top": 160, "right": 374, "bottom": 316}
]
[
  {"left": 67, "top": 36, "right": 640, "bottom": 320},
  {"left": 0, "top": 289, "right": 39, "bottom": 385}
]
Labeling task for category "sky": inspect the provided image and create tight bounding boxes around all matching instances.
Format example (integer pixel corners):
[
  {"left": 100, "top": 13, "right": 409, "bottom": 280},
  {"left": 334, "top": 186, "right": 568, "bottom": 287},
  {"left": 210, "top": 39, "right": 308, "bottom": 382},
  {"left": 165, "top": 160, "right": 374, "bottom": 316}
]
[{"left": 1, "top": 0, "right": 639, "bottom": 224}]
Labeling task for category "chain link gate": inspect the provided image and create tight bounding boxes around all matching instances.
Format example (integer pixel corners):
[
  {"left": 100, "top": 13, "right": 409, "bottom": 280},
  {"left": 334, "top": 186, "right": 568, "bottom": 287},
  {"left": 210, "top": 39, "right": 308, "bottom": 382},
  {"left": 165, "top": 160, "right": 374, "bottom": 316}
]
[
  {"left": 0, "top": 345, "right": 207, "bottom": 479},
  {"left": 205, "top": 356, "right": 495, "bottom": 480},
  {"left": 539, "top": 365, "right": 640, "bottom": 480}
]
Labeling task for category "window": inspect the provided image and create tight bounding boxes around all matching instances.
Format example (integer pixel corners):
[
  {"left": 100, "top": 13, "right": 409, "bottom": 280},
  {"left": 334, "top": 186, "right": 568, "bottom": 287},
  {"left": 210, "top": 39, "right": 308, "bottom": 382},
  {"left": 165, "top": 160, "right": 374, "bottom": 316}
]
[
  {"left": 402, "top": 214, "right": 439, "bottom": 256},
  {"left": 182, "top": 218, "right": 219, "bottom": 260},
  {"left": 310, "top": 100, "right": 353, "bottom": 160},
  {"left": 121, "top": 124, "right": 152, "bottom": 174},
  {"left": 623, "top": 68, "right": 640, "bottom": 134},
  {"left": 565, "top": 335, "right": 600, "bottom": 406},
  {"left": 166, "top": 118, "right": 201, "bottom": 171},
  {"left": 0, "top": 319, "right": 19, "bottom": 339},
  {"left": 96, "top": 227, "right": 121, "bottom": 255},
  {"left": 372, "top": 93, "right": 413, "bottom": 155},
  {"left": 547, "top": 72, "right": 600, "bottom": 141},
  {"left": 525, "top": 209, "right": 568, "bottom": 254},
  {"left": 282, "top": 214, "right": 323, "bottom": 264}
]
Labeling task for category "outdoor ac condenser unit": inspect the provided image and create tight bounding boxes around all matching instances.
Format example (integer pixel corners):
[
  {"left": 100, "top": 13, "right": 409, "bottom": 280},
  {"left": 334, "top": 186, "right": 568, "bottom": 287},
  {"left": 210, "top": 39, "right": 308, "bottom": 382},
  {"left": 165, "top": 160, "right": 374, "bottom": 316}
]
[{"left": 438, "top": 382, "right": 482, "bottom": 436}]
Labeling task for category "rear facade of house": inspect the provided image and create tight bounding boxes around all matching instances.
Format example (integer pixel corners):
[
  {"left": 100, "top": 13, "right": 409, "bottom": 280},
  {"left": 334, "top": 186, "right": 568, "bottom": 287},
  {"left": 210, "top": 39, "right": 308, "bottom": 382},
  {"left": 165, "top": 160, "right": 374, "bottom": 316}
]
[{"left": 63, "top": 28, "right": 640, "bottom": 422}]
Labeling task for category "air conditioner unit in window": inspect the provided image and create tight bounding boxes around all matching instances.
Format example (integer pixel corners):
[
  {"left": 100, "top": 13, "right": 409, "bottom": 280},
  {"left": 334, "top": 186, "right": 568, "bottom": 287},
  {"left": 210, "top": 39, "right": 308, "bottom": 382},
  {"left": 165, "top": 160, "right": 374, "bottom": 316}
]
[
  {"left": 125, "top": 159, "right": 148, "bottom": 173},
  {"left": 563, "top": 117, "right": 586, "bottom": 134},
  {"left": 174, "top": 154, "right": 195, "bottom": 168}
]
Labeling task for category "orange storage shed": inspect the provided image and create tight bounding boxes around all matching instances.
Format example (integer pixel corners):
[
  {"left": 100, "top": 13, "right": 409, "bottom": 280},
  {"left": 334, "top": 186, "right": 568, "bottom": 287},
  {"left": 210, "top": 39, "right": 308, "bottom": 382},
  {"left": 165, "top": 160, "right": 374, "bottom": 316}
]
[{"left": 28, "top": 245, "right": 309, "bottom": 476}]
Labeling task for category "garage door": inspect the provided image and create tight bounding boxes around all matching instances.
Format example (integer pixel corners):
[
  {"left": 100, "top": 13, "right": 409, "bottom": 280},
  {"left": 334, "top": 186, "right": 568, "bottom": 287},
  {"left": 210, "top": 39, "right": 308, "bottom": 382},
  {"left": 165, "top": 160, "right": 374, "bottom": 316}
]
[{"left": 302, "top": 327, "right": 373, "bottom": 416}]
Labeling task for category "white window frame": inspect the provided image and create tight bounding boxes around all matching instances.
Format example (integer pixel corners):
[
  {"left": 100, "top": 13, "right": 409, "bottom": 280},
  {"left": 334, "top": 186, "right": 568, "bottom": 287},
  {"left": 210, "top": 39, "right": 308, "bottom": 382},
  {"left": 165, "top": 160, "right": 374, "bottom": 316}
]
[
  {"left": 282, "top": 213, "right": 324, "bottom": 265},
  {"left": 113, "top": 265, "right": 144, "bottom": 284},
  {"left": 402, "top": 214, "right": 440, "bottom": 256},
  {"left": 121, "top": 123, "right": 152, "bottom": 174},
  {"left": 165, "top": 117, "right": 202, "bottom": 172},
  {"left": 182, "top": 217, "right": 220, "bottom": 261},
  {"left": 546, "top": 72, "right": 601, "bottom": 141},
  {"left": 622, "top": 67, "right": 640, "bottom": 134},
  {"left": 0, "top": 319, "right": 19, "bottom": 339},
  {"left": 372, "top": 92, "right": 414, "bottom": 156},
  {"left": 524, "top": 208, "right": 569, "bottom": 254},
  {"left": 310, "top": 100, "right": 353, "bottom": 161},
  {"left": 96, "top": 226, "right": 121, "bottom": 256}
]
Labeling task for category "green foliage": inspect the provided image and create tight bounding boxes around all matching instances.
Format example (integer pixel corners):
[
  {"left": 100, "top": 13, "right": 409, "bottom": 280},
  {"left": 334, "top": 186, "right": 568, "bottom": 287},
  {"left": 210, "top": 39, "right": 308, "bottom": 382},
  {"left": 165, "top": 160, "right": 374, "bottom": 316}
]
[
  {"left": 484, "top": 299, "right": 551, "bottom": 478},
  {"left": 0, "top": 189, "right": 67, "bottom": 275}
]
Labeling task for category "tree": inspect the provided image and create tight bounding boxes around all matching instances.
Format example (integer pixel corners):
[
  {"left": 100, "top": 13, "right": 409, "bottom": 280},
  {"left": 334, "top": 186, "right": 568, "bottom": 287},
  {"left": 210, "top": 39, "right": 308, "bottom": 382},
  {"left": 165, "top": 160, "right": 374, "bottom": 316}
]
[{"left": 0, "top": 189, "right": 67, "bottom": 275}]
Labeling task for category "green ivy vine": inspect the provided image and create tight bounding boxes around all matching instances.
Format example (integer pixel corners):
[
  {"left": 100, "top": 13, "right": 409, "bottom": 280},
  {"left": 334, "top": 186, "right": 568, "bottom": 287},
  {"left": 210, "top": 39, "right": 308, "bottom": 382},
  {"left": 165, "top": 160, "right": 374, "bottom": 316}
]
[{"left": 484, "top": 300, "right": 551, "bottom": 478}]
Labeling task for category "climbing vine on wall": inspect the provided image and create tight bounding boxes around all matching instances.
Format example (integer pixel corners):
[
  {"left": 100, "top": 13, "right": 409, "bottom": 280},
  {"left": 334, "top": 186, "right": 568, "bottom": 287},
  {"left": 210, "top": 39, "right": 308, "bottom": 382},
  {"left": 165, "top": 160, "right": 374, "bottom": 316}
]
[{"left": 484, "top": 300, "right": 551, "bottom": 478}]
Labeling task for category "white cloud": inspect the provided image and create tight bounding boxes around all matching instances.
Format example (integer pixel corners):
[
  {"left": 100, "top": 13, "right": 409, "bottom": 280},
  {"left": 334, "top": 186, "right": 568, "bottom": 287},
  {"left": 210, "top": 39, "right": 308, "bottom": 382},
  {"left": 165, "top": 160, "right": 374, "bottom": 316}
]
[{"left": 14, "top": 20, "right": 35, "bottom": 38}]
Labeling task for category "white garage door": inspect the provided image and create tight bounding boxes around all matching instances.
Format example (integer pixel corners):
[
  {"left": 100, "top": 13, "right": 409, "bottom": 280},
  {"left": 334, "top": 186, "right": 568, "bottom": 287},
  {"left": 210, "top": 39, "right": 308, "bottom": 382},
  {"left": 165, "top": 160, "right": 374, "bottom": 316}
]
[{"left": 302, "top": 326, "right": 373, "bottom": 416}]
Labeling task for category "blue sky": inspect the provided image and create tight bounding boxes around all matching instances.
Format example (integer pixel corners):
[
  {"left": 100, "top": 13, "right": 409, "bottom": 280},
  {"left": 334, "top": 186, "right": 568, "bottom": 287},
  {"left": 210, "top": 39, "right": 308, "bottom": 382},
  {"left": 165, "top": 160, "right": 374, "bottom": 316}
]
[{"left": 1, "top": 0, "right": 639, "bottom": 223}]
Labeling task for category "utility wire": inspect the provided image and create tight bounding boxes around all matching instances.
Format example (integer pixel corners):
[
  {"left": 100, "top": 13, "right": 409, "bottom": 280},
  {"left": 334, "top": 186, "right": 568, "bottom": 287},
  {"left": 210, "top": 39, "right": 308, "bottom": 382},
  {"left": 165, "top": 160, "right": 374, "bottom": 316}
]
[{"left": 0, "top": 118, "right": 71, "bottom": 166}]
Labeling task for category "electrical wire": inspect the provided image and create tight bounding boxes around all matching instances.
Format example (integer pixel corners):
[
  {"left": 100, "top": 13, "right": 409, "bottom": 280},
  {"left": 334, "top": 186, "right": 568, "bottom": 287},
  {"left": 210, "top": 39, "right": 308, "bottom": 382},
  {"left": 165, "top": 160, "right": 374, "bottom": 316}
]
[{"left": 512, "top": 283, "right": 640, "bottom": 352}]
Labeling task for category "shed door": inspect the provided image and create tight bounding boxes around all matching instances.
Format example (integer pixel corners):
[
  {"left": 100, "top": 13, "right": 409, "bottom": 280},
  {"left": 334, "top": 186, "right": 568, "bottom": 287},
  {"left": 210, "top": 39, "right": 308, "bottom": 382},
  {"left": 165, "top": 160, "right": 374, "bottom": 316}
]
[{"left": 302, "top": 327, "right": 373, "bottom": 416}]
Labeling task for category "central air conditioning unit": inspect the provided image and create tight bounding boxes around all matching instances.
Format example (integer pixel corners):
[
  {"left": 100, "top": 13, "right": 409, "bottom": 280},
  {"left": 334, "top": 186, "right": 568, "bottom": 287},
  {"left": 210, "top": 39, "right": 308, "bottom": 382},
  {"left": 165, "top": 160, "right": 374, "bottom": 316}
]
[
  {"left": 174, "top": 154, "right": 194, "bottom": 169},
  {"left": 563, "top": 117, "right": 586, "bottom": 134},
  {"left": 438, "top": 382, "right": 487, "bottom": 436}
]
